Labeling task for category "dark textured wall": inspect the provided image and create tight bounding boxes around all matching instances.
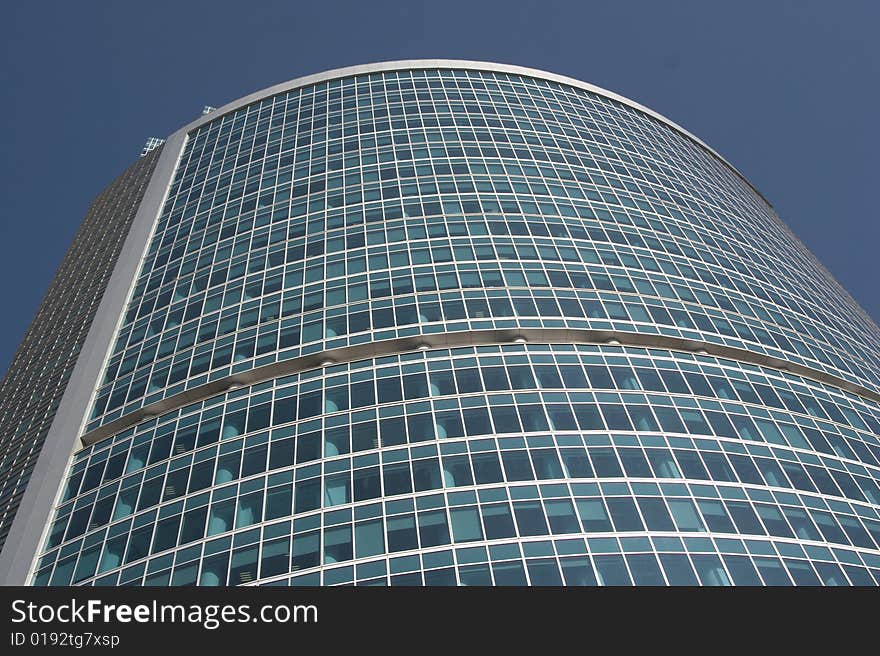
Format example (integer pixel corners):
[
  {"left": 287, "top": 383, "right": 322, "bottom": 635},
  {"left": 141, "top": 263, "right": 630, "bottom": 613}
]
[{"left": 0, "top": 147, "right": 162, "bottom": 554}]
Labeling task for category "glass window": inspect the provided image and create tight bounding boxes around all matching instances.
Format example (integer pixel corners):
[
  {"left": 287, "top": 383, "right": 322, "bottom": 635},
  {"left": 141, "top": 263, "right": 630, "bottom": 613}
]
[
  {"left": 412, "top": 458, "right": 442, "bottom": 491},
  {"left": 619, "top": 449, "right": 652, "bottom": 477},
  {"left": 560, "top": 556, "right": 598, "bottom": 586},
  {"left": 383, "top": 462, "right": 413, "bottom": 496},
  {"left": 323, "top": 525, "right": 353, "bottom": 564},
  {"left": 526, "top": 558, "right": 563, "bottom": 585},
  {"left": 646, "top": 449, "right": 681, "bottom": 478},
  {"left": 545, "top": 499, "right": 580, "bottom": 534},
  {"left": 418, "top": 510, "right": 451, "bottom": 547},
  {"left": 265, "top": 485, "right": 292, "bottom": 520},
  {"left": 294, "top": 478, "right": 321, "bottom": 513},
  {"left": 459, "top": 563, "right": 492, "bottom": 586},
  {"left": 450, "top": 507, "right": 483, "bottom": 542},
  {"left": 260, "top": 537, "right": 290, "bottom": 578},
  {"left": 353, "top": 467, "right": 381, "bottom": 501},
  {"left": 636, "top": 497, "right": 675, "bottom": 531},
  {"left": 607, "top": 497, "right": 644, "bottom": 532},
  {"left": 513, "top": 501, "right": 550, "bottom": 536},
  {"left": 560, "top": 448, "right": 592, "bottom": 478},
  {"left": 208, "top": 498, "right": 235, "bottom": 536},
  {"left": 658, "top": 553, "right": 699, "bottom": 585},
  {"left": 229, "top": 546, "right": 259, "bottom": 585},
  {"left": 784, "top": 559, "right": 821, "bottom": 586},
  {"left": 481, "top": 503, "right": 517, "bottom": 539},
  {"left": 492, "top": 560, "right": 528, "bottom": 585},
  {"left": 626, "top": 554, "right": 665, "bottom": 586},
  {"left": 594, "top": 555, "right": 632, "bottom": 586},
  {"left": 472, "top": 452, "right": 504, "bottom": 484},
  {"left": 722, "top": 555, "right": 761, "bottom": 586},
  {"left": 291, "top": 530, "right": 319, "bottom": 570},
  {"left": 236, "top": 491, "right": 263, "bottom": 528},
  {"left": 200, "top": 553, "right": 229, "bottom": 586},
  {"left": 668, "top": 499, "right": 704, "bottom": 532},
  {"left": 696, "top": 499, "right": 735, "bottom": 533},
  {"left": 387, "top": 514, "right": 418, "bottom": 552},
  {"left": 577, "top": 498, "right": 612, "bottom": 532},
  {"left": 441, "top": 455, "right": 473, "bottom": 487},
  {"left": 691, "top": 554, "right": 730, "bottom": 586},
  {"left": 324, "top": 473, "right": 351, "bottom": 507},
  {"left": 590, "top": 448, "right": 623, "bottom": 477},
  {"left": 355, "top": 519, "right": 385, "bottom": 558}
]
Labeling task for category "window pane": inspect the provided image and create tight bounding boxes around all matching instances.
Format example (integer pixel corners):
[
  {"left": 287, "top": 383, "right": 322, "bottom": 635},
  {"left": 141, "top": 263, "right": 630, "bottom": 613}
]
[
  {"left": 451, "top": 507, "right": 483, "bottom": 542},
  {"left": 594, "top": 555, "right": 632, "bottom": 586}
]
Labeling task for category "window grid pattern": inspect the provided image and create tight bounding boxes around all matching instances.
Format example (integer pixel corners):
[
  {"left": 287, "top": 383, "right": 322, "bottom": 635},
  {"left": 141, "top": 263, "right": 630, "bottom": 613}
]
[
  {"left": 85, "top": 68, "right": 880, "bottom": 431},
  {"left": 30, "top": 65, "right": 880, "bottom": 586},
  {"left": 35, "top": 343, "right": 880, "bottom": 586}
]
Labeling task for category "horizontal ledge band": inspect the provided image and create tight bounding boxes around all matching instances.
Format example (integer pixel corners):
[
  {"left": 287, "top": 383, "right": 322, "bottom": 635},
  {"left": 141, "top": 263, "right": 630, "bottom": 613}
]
[{"left": 79, "top": 328, "right": 880, "bottom": 448}]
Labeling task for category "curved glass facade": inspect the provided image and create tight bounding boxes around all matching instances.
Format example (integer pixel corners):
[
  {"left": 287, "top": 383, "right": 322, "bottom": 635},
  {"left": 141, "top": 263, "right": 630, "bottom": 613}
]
[{"left": 27, "top": 62, "right": 880, "bottom": 585}]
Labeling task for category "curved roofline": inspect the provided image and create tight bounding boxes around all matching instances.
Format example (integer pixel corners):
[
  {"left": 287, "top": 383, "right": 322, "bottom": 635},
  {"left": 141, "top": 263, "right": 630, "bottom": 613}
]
[{"left": 168, "top": 59, "right": 771, "bottom": 207}]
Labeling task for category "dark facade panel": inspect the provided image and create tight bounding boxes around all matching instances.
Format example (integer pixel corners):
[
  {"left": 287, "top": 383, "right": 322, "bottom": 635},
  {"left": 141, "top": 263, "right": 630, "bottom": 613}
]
[{"left": 0, "top": 147, "right": 162, "bottom": 553}]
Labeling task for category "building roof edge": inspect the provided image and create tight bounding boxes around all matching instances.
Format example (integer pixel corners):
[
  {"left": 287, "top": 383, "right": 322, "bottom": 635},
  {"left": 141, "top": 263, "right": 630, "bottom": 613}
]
[{"left": 168, "top": 59, "right": 772, "bottom": 207}]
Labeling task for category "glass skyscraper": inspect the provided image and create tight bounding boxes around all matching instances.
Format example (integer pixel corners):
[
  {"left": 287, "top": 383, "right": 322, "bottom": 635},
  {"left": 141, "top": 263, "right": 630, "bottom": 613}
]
[{"left": 2, "top": 61, "right": 879, "bottom": 586}]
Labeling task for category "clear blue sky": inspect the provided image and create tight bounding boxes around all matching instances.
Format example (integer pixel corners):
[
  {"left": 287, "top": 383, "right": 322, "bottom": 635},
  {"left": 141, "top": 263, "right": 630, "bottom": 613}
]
[{"left": 1, "top": 0, "right": 877, "bottom": 378}]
